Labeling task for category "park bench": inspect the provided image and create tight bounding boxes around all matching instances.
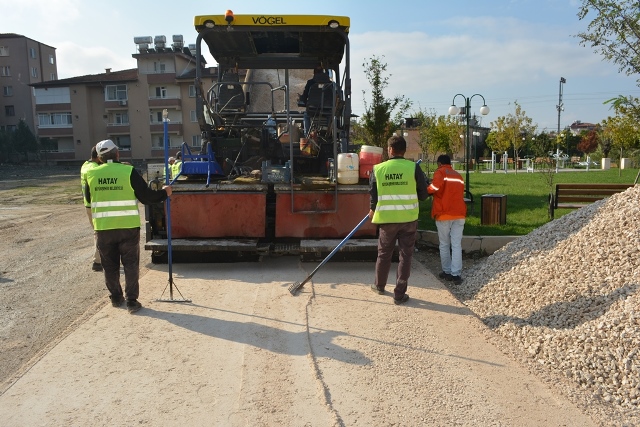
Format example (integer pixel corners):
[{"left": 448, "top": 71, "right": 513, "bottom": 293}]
[{"left": 549, "top": 183, "right": 635, "bottom": 219}]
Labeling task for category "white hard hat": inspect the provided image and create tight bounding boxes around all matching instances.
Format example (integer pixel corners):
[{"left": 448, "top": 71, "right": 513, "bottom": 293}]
[{"left": 96, "top": 139, "right": 117, "bottom": 154}]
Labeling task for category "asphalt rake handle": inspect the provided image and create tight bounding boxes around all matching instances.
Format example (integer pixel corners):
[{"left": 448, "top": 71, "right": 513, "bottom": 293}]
[
  {"left": 288, "top": 214, "right": 370, "bottom": 295},
  {"left": 157, "top": 109, "right": 191, "bottom": 303}
]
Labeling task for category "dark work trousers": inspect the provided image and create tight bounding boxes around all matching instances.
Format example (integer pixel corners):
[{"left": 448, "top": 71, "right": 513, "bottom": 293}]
[
  {"left": 374, "top": 220, "right": 418, "bottom": 299},
  {"left": 96, "top": 228, "right": 140, "bottom": 301}
]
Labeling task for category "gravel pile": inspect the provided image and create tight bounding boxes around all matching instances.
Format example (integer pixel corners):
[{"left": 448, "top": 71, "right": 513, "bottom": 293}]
[{"left": 456, "top": 185, "right": 639, "bottom": 424}]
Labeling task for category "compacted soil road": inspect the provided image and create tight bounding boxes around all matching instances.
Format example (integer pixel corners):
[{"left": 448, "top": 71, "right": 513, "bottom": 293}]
[{"left": 0, "top": 164, "right": 602, "bottom": 426}]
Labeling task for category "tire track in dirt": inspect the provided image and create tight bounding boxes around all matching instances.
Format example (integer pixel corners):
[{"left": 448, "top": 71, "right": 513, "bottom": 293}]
[{"left": 0, "top": 204, "right": 106, "bottom": 393}]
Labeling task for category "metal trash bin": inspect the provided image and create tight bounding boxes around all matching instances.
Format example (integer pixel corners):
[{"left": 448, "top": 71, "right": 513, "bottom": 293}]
[{"left": 481, "top": 194, "right": 507, "bottom": 225}]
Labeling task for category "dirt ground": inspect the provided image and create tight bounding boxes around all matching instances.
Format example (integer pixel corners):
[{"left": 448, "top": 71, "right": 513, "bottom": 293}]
[
  {"left": 0, "top": 164, "right": 470, "bottom": 393},
  {"left": 0, "top": 164, "right": 604, "bottom": 426},
  {"left": 0, "top": 165, "right": 108, "bottom": 390}
]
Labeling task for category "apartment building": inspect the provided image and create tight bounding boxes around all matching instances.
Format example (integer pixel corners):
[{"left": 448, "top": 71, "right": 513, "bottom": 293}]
[
  {"left": 0, "top": 34, "right": 58, "bottom": 134},
  {"left": 569, "top": 120, "right": 598, "bottom": 136},
  {"left": 30, "top": 35, "right": 222, "bottom": 164}
]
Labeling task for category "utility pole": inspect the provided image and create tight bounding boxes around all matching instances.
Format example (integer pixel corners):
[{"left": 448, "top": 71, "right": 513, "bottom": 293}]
[{"left": 556, "top": 77, "right": 566, "bottom": 173}]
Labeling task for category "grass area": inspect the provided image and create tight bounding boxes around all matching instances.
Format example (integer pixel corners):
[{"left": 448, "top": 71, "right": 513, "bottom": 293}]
[{"left": 417, "top": 168, "right": 638, "bottom": 236}]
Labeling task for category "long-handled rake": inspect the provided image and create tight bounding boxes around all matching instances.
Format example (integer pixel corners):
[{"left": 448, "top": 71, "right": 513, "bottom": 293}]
[
  {"left": 157, "top": 109, "right": 191, "bottom": 303},
  {"left": 288, "top": 214, "right": 370, "bottom": 295}
]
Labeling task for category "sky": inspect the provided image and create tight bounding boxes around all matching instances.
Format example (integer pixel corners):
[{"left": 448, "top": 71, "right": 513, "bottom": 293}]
[{"left": 3, "top": 0, "right": 639, "bottom": 133}]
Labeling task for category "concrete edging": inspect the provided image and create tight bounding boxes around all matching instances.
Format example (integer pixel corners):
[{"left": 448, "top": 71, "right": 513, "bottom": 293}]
[{"left": 416, "top": 229, "right": 518, "bottom": 255}]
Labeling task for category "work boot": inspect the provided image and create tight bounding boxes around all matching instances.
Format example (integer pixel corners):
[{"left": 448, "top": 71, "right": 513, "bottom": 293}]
[
  {"left": 450, "top": 275, "right": 463, "bottom": 285},
  {"left": 110, "top": 294, "right": 124, "bottom": 307},
  {"left": 126, "top": 299, "right": 142, "bottom": 314},
  {"left": 393, "top": 294, "right": 409, "bottom": 305},
  {"left": 92, "top": 262, "right": 103, "bottom": 272},
  {"left": 370, "top": 284, "right": 384, "bottom": 295},
  {"left": 438, "top": 271, "right": 453, "bottom": 281}
]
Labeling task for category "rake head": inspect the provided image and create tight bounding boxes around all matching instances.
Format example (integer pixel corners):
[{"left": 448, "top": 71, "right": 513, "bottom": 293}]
[{"left": 288, "top": 281, "right": 303, "bottom": 295}]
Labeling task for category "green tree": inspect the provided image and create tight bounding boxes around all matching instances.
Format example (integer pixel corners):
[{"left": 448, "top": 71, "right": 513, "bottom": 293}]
[
  {"left": 411, "top": 110, "right": 433, "bottom": 160},
  {"left": 577, "top": 1, "right": 640, "bottom": 114},
  {"left": 413, "top": 109, "right": 462, "bottom": 164},
  {"left": 433, "top": 114, "right": 464, "bottom": 159},
  {"left": 360, "top": 55, "right": 411, "bottom": 150},
  {"left": 14, "top": 120, "right": 39, "bottom": 164},
  {"left": 556, "top": 129, "right": 573, "bottom": 158},
  {"left": 0, "top": 129, "right": 10, "bottom": 163},
  {"left": 510, "top": 102, "right": 535, "bottom": 173},
  {"left": 485, "top": 131, "right": 498, "bottom": 153},
  {"left": 599, "top": 129, "right": 613, "bottom": 159},
  {"left": 488, "top": 101, "right": 536, "bottom": 173},
  {"left": 532, "top": 132, "right": 554, "bottom": 158},
  {"left": 604, "top": 95, "right": 640, "bottom": 121},
  {"left": 577, "top": 129, "right": 600, "bottom": 170},
  {"left": 577, "top": 129, "right": 600, "bottom": 157},
  {"left": 349, "top": 119, "right": 367, "bottom": 145},
  {"left": 601, "top": 112, "right": 640, "bottom": 175},
  {"left": 487, "top": 118, "right": 511, "bottom": 154},
  {"left": 40, "top": 137, "right": 54, "bottom": 166}
]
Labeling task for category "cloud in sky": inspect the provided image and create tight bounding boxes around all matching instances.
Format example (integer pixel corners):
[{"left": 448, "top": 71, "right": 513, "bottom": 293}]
[
  {"left": 348, "top": 16, "right": 637, "bottom": 130},
  {"left": 3, "top": 0, "right": 639, "bottom": 130},
  {"left": 54, "top": 42, "right": 136, "bottom": 78},
  {"left": 2, "top": 0, "right": 82, "bottom": 31}
]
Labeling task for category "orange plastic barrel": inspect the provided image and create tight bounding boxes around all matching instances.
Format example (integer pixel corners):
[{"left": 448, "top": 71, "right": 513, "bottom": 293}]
[{"left": 358, "top": 145, "right": 383, "bottom": 179}]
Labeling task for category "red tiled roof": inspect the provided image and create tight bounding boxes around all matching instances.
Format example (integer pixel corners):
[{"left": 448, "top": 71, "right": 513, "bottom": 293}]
[{"left": 31, "top": 69, "right": 139, "bottom": 87}]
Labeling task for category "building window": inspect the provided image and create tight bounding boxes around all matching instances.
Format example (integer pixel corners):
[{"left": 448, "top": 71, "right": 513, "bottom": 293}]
[
  {"left": 190, "top": 110, "right": 197, "bottom": 122},
  {"left": 0, "top": 46, "right": 8, "bottom": 56},
  {"left": 192, "top": 135, "right": 202, "bottom": 147},
  {"left": 52, "top": 113, "right": 72, "bottom": 125},
  {"left": 114, "top": 112, "right": 129, "bottom": 124},
  {"left": 1, "top": 66, "right": 10, "bottom": 77},
  {"left": 29, "top": 48, "right": 37, "bottom": 59},
  {"left": 3, "top": 86, "right": 12, "bottom": 96},
  {"left": 189, "top": 85, "right": 196, "bottom": 97},
  {"left": 113, "top": 135, "right": 131, "bottom": 150},
  {"left": 154, "top": 62, "right": 166, "bottom": 73},
  {"left": 152, "top": 135, "right": 180, "bottom": 148},
  {"left": 37, "top": 112, "right": 72, "bottom": 126},
  {"left": 5, "top": 105, "right": 15, "bottom": 116},
  {"left": 49, "top": 73, "right": 56, "bottom": 81},
  {"left": 155, "top": 86, "right": 167, "bottom": 99},
  {"left": 49, "top": 54, "right": 55, "bottom": 65},
  {"left": 106, "top": 84, "right": 127, "bottom": 101},
  {"left": 31, "top": 67, "right": 38, "bottom": 78}
]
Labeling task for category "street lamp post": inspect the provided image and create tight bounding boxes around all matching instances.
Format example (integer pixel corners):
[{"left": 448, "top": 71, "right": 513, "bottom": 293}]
[
  {"left": 448, "top": 94, "right": 490, "bottom": 200},
  {"left": 556, "top": 77, "right": 566, "bottom": 173}
]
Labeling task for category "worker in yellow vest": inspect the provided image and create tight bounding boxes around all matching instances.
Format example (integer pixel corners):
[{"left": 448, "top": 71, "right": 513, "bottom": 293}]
[
  {"left": 171, "top": 151, "right": 182, "bottom": 180},
  {"left": 369, "top": 135, "right": 428, "bottom": 305},
  {"left": 85, "top": 139, "right": 172, "bottom": 313},
  {"left": 168, "top": 156, "right": 175, "bottom": 179},
  {"left": 80, "top": 145, "right": 102, "bottom": 271}
]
